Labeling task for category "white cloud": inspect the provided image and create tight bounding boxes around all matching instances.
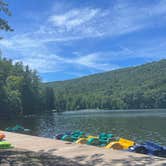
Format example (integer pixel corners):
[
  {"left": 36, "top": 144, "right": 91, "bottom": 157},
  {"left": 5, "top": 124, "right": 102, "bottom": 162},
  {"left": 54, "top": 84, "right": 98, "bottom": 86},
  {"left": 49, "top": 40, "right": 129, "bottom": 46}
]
[
  {"left": 49, "top": 8, "right": 100, "bottom": 30},
  {"left": 44, "top": 0, "right": 166, "bottom": 40},
  {"left": 10, "top": 51, "right": 119, "bottom": 73},
  {"left": 1, "top": 0, "right": 166, "bottom": 76},
  {"left": 13, "top": 52, "right": 68, "bottom": 73},
  {"left": 0, "top": 34, "right": 44, "bottom": 51},
  {"left": 2, "top": 1, "right": 166, "bottom": 44},
  {"left": 72, "top": 53, "right": 118, "bottom": 71}
]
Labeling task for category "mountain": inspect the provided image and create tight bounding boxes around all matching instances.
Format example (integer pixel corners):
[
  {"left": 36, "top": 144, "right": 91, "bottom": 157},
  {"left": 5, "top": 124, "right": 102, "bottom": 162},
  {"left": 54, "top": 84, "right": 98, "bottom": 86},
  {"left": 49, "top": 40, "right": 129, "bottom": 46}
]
[{"left": 46, "top": 59, "right": 166, "bottom": 111}]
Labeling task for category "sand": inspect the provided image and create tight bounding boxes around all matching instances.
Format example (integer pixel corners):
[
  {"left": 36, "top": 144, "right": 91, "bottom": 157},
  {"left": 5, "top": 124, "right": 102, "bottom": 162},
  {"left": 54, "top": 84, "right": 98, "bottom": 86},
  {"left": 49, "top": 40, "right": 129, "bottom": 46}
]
[{"left": 0, "top": 131, "right": 166, "bottom": 166}]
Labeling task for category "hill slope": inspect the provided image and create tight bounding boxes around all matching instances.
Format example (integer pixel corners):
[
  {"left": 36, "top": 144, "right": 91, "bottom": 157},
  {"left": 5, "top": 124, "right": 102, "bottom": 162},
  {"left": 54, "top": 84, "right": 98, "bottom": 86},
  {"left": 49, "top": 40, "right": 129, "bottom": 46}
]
[{"left": 46, "top": 59, "right": 166, "bottom": 111}]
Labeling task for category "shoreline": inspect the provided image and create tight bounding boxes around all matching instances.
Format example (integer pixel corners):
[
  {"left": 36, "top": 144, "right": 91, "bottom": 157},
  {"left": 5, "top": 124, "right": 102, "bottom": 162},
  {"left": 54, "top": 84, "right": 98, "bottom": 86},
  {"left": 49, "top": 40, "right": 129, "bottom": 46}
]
[
  {"left": 0, "top": 131, "right": 166, "bottom": 165},
  {"left": 61, "top": 108, "right": 166, "bottom": 114},
  {"left": 0, "top": 108, "right": 165, "bottom": 120}
]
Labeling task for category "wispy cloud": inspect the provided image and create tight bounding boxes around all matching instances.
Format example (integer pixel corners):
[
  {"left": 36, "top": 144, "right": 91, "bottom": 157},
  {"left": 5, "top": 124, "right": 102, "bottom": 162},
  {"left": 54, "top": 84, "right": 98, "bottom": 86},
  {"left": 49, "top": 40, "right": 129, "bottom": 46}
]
[
  {"left": 72, "top": 53, "right": 119, "bottom": 71},
  {"left": 3, "top": 0, "right": 166, "bottom": 44},
  {"left": 49, "top": 8, "right": 100, "bottom": 30},
  {"left": 0, "top": 0, "right": 166, "bottom": 78},
  {"left": 0, "top": 34, "right": 44, "bottom": 51},
  {"left": 12, "top": 51, "right": 118, "bottom": 73},
  {"left": 42, "top": 0, "right": 166, "bottom": 40}
]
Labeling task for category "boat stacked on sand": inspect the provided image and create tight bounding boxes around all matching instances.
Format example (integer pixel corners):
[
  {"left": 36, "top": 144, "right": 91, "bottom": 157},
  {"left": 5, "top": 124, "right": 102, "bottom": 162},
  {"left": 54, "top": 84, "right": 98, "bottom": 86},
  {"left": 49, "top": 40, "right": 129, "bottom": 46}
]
[
  {"left": 0, "top": 132, "right": 13, "bottom": 149},
  {"left": 55, "top": 130, "right": 166, "bottom": 158}
]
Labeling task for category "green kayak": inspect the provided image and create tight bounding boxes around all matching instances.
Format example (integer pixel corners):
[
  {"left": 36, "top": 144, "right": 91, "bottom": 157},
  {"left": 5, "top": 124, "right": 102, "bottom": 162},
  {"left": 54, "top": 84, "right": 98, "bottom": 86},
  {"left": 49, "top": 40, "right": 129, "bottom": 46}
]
[{"left": 0, "top": 141, "right": 13, "bottom": 149}]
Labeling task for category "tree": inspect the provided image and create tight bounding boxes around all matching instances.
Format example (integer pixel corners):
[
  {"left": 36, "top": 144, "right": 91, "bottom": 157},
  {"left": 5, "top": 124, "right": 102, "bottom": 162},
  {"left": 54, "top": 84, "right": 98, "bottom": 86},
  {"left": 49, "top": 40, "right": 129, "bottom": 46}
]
[
  {"left": 44, "top": 87, "right": 55, "bottom": 111},
  {"left": 0, "top": 57, "right": 55, "bottom": 117},
  {"left": 0, "top": 0, "right": 13, "bottom": 39}
]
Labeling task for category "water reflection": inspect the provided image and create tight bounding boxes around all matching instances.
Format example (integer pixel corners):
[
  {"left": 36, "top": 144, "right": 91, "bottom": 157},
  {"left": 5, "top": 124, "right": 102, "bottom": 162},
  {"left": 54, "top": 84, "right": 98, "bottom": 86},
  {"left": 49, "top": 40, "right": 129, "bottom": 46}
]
[{"left": 0, "top": 109, "right": 166, "bottom": 145}]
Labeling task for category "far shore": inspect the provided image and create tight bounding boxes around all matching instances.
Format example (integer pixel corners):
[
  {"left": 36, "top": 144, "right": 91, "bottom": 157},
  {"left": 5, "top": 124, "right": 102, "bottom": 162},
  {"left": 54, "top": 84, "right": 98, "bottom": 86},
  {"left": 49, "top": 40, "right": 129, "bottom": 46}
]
[
  {"left": 59, "top": 108, "right": 166, "bottom": 114},
  {"left": 0, "top": 108, "right": 165, "bottom": 120}
]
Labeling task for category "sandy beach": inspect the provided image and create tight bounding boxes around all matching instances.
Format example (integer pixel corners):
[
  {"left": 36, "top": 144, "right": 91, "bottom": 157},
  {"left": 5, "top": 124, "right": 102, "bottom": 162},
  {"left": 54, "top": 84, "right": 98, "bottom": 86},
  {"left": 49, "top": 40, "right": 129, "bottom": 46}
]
[{"left": 0, "top": 131, "right": 166, "bottom": 166}]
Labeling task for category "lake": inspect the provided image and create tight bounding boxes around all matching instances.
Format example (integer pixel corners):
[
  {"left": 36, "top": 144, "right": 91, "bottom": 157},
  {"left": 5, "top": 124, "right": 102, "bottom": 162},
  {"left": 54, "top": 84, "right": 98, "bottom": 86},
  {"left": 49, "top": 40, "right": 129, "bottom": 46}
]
[{"left": 0, "top": 109, "right": 166, "bottom": 146}]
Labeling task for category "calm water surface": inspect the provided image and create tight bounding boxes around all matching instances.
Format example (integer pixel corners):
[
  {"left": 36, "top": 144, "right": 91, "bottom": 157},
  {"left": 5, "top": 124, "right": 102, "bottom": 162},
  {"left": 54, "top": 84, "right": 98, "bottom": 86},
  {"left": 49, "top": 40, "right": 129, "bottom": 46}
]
[{"left": 0, "top": 109, "right": 166, "bottom": 145}]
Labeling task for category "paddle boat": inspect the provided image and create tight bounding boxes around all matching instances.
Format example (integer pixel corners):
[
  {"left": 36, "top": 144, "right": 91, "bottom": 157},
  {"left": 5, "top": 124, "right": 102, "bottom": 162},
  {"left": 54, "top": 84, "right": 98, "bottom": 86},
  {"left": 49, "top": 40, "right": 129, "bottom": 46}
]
[
  {"left": 76, "top": 135, "right": 98, "bottom": 144},
  {"left": 129, "top": 141, "right": 166, "bottom": 158},
  {"left": 55, "top": 130, "right": 166, "bottom": 158},
  {"left": 5, "top": 125, "right": 30, "bottom": 132},
  {"left": 87, "top": 133, "right": 114, "bottom": 147},
  {"left": 106, "top": 137, "right": 135, "bottom": 150},
  {"left": 0, "top": 133, "right": 5, "bottom": 140},
  {"left": 60, "top": 131, "right": 85, "bottom": 142},
  {"left": 55, "top": 131, "right": 72, "bottom": 140}
]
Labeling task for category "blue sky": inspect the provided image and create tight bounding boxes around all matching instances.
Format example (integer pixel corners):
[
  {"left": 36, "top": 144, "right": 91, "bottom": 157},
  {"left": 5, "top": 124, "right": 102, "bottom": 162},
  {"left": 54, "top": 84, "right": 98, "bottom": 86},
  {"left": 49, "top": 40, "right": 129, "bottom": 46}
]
[{"left": 0, "top": 0, "right": 166, "bottom": 82}]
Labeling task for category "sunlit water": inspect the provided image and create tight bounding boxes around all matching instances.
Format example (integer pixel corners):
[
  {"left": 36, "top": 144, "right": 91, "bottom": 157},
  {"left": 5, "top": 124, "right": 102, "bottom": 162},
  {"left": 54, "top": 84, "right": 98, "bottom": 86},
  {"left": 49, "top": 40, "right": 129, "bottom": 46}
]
[{"left": 0, "top": 109, "right": 166, "bottom": 145}]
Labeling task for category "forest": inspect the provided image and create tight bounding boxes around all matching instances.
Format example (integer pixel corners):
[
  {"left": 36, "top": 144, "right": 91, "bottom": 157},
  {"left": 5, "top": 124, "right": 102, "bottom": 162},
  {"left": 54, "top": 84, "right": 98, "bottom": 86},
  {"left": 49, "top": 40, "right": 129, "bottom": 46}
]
[
  {"left": 0, "top": 57, "right": 166, "bottom": 116},
  {"left": 46, "top": 59, "right": 166, "bottom": 111},
  {"left": 0, "top": 57, "right": 55, "bottom": 117}
]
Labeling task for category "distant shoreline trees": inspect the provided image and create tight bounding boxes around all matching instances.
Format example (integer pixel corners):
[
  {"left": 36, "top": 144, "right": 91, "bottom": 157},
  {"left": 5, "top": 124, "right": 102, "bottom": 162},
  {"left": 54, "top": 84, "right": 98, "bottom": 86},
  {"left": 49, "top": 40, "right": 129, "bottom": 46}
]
[{"left": 46, "top": 59, "right": 166, "bottom": 112}]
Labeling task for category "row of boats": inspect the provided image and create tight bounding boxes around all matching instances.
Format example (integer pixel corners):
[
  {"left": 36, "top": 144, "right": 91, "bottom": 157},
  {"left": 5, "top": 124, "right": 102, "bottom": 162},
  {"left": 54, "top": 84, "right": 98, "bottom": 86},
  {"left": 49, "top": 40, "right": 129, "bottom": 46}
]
[
  {"left": 2, "top": 126, "right": 166, "bottom": 158},
  {"left": 55, "top": 130, "right": 166, "bottom": 158}
]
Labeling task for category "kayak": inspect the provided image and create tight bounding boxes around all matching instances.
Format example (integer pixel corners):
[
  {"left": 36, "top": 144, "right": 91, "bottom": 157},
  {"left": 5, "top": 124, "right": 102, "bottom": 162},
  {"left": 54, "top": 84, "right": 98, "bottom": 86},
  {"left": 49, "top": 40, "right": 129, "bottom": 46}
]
[
  {"left": 0, "top": 133, "right": 5, "bottom": 140},
  {"left": 0, "top": 141, "right": 13, "bottom": 149}
]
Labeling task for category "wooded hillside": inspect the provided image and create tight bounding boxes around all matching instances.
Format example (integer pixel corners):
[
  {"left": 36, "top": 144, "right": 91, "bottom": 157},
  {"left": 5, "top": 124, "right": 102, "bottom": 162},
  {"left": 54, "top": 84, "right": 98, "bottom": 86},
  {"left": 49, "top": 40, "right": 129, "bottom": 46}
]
[{"left": 46, "top": 59, "right": 166, "bottom": 111}]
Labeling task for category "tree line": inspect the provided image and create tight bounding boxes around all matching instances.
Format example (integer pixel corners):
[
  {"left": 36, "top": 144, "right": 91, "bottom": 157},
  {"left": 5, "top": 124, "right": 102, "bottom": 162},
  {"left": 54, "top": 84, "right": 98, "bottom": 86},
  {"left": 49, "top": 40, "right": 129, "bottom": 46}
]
[
  {"left": 0, "top": 57, "right": 55, "bottom": 117},
  {"left": 47, "top": 59, "right": 166, "bottom": 111},
  {"left": 0, "top": 57, "right": 165, "bottom": 116}
]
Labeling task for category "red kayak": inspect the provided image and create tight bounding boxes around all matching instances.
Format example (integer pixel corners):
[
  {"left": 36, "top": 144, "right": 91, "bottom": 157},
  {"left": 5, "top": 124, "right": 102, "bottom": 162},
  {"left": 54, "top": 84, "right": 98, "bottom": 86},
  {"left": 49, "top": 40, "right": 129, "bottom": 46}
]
[{"left": 0, "top": 133, "right": 5, "bottom": 140}]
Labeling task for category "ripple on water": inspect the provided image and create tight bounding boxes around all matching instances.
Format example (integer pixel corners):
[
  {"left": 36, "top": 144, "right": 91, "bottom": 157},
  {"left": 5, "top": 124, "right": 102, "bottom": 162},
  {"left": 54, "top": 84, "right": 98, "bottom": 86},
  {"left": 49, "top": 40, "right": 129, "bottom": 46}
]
[{"left": 0, "top": 109, "right": 166, "bottom": 145}]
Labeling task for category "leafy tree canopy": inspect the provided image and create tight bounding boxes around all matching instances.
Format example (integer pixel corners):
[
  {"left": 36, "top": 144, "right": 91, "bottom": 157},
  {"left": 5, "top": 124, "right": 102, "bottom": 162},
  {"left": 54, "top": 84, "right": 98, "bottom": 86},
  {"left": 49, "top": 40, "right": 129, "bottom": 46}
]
[
  {"left": 0, "top": 0, "right": 13, "bottom": 39},
  {"left": 0, "top": 57, "right": 55, "bottom": 117}
]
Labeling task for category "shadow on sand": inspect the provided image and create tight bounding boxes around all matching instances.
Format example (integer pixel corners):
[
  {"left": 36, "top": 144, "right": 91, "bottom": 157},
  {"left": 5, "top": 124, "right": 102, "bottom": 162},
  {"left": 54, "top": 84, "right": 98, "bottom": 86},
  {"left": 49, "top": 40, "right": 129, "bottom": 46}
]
[{"left": 0, "top": 148, "right": 166, "bottom": 166}]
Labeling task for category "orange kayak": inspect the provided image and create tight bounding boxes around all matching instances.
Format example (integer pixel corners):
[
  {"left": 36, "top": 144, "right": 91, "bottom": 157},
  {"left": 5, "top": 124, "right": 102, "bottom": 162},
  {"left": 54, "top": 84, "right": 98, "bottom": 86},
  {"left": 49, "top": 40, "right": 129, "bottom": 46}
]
[{"left": 0, "top": 133, "right": 5, "bottom": 140}]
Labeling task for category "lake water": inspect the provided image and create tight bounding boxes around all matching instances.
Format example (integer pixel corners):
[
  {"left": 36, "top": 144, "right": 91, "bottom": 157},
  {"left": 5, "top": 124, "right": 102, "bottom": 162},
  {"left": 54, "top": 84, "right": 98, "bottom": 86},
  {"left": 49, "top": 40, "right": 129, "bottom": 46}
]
[{"left": 0, "top": 109, "right": 166, "bottom": 146}]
